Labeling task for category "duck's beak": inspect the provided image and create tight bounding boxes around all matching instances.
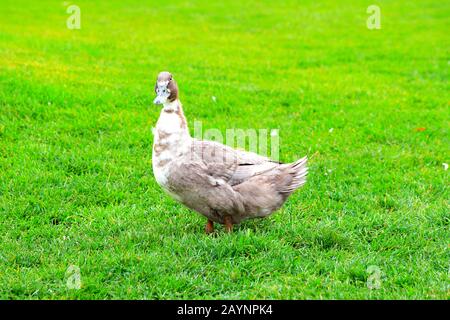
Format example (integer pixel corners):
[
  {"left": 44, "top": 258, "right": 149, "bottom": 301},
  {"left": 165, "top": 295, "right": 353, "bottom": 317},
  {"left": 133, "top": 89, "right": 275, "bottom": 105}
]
[
  {"left": 153, "top": 95, "right": 166, "bottom": 105},
  {"left": 153, "top": 82, "right": 170, "bottom": 105}
]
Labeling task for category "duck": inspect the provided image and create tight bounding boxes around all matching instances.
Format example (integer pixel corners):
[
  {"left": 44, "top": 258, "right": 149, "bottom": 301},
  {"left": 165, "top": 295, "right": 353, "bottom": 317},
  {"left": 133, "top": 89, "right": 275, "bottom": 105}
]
[{"left": 151, "top": 71, "right": 308, "bottom": 233}]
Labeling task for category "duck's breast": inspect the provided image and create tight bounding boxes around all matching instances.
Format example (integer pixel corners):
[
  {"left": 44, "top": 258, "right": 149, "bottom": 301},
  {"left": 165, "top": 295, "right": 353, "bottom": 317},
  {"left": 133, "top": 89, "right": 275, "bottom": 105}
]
[{"left": 153, "top": 161, "right": 183, "bottom": 202}]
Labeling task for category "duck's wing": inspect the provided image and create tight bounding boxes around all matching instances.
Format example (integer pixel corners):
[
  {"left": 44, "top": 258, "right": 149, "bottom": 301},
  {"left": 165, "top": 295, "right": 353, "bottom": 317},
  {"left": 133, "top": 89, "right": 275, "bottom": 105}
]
[{"left": 191, "top": 139, "right": 280, "bottom": 186}]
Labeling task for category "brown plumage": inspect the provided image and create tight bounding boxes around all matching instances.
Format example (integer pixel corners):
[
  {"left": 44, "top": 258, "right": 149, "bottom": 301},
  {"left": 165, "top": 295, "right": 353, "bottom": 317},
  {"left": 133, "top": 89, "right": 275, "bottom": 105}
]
[{"left": 152, "top": 71, "right": 308, "bottom": 233}]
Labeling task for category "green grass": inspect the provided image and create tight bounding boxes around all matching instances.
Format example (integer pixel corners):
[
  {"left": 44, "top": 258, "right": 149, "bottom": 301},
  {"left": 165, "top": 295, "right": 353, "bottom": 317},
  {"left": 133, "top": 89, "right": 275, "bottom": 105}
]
[{"left": 0, "top": 0, "right": 449, "bottom": 299}]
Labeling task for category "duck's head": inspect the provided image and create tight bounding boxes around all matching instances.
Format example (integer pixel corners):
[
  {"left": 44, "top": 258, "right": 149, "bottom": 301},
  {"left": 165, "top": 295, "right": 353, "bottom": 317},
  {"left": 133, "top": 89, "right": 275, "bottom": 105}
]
[{"left": 153, "top": 71, "right": 178, "bottom": 105}]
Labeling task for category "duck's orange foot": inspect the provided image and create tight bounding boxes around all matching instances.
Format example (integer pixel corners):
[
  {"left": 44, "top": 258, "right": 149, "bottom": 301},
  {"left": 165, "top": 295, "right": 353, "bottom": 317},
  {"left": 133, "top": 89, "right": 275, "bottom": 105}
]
[
  {"left": 224, "top": 215, "right": 233, "bottom": 233},
  {"left": 205, "top": 219, "right": 214, "bottom": 234}
]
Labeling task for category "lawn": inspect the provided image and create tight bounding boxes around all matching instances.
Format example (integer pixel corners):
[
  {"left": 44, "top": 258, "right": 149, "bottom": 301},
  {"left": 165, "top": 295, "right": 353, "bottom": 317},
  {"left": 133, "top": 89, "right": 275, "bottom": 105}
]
[{"left": 0, "top": 0, "right": 448, "bottom": 299}]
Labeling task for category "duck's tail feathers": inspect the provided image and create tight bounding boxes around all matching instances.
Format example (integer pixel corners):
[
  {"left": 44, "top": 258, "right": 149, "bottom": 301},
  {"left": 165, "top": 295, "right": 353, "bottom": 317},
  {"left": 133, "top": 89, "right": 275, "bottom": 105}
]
[{"left": 278, "top": 156, "right": 308, "bottom": 194}]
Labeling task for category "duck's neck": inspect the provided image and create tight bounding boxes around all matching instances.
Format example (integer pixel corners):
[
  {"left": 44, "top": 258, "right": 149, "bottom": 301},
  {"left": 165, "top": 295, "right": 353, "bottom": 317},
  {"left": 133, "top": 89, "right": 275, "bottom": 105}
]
[
  {"left": 158, "top": 99, "right": 189, "bottom": 136},
  {"left": 153, "top": 99, "right": 191, "bottom": 165}
]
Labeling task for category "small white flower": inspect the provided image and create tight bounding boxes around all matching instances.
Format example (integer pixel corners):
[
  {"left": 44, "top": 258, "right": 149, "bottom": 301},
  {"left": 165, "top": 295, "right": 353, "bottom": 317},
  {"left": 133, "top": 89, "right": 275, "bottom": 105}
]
[
  {"left": 211, "top": 96, "right": 217, "bottom": 102},
  {"left": 329, "top": 128, "right": 334, "bottom": 133},
  {"left": 48, "top": 101, "right": 52, "bottom": 106},
  {"left": 443, "top": 163, "right": 448, "bottom": 171}
]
